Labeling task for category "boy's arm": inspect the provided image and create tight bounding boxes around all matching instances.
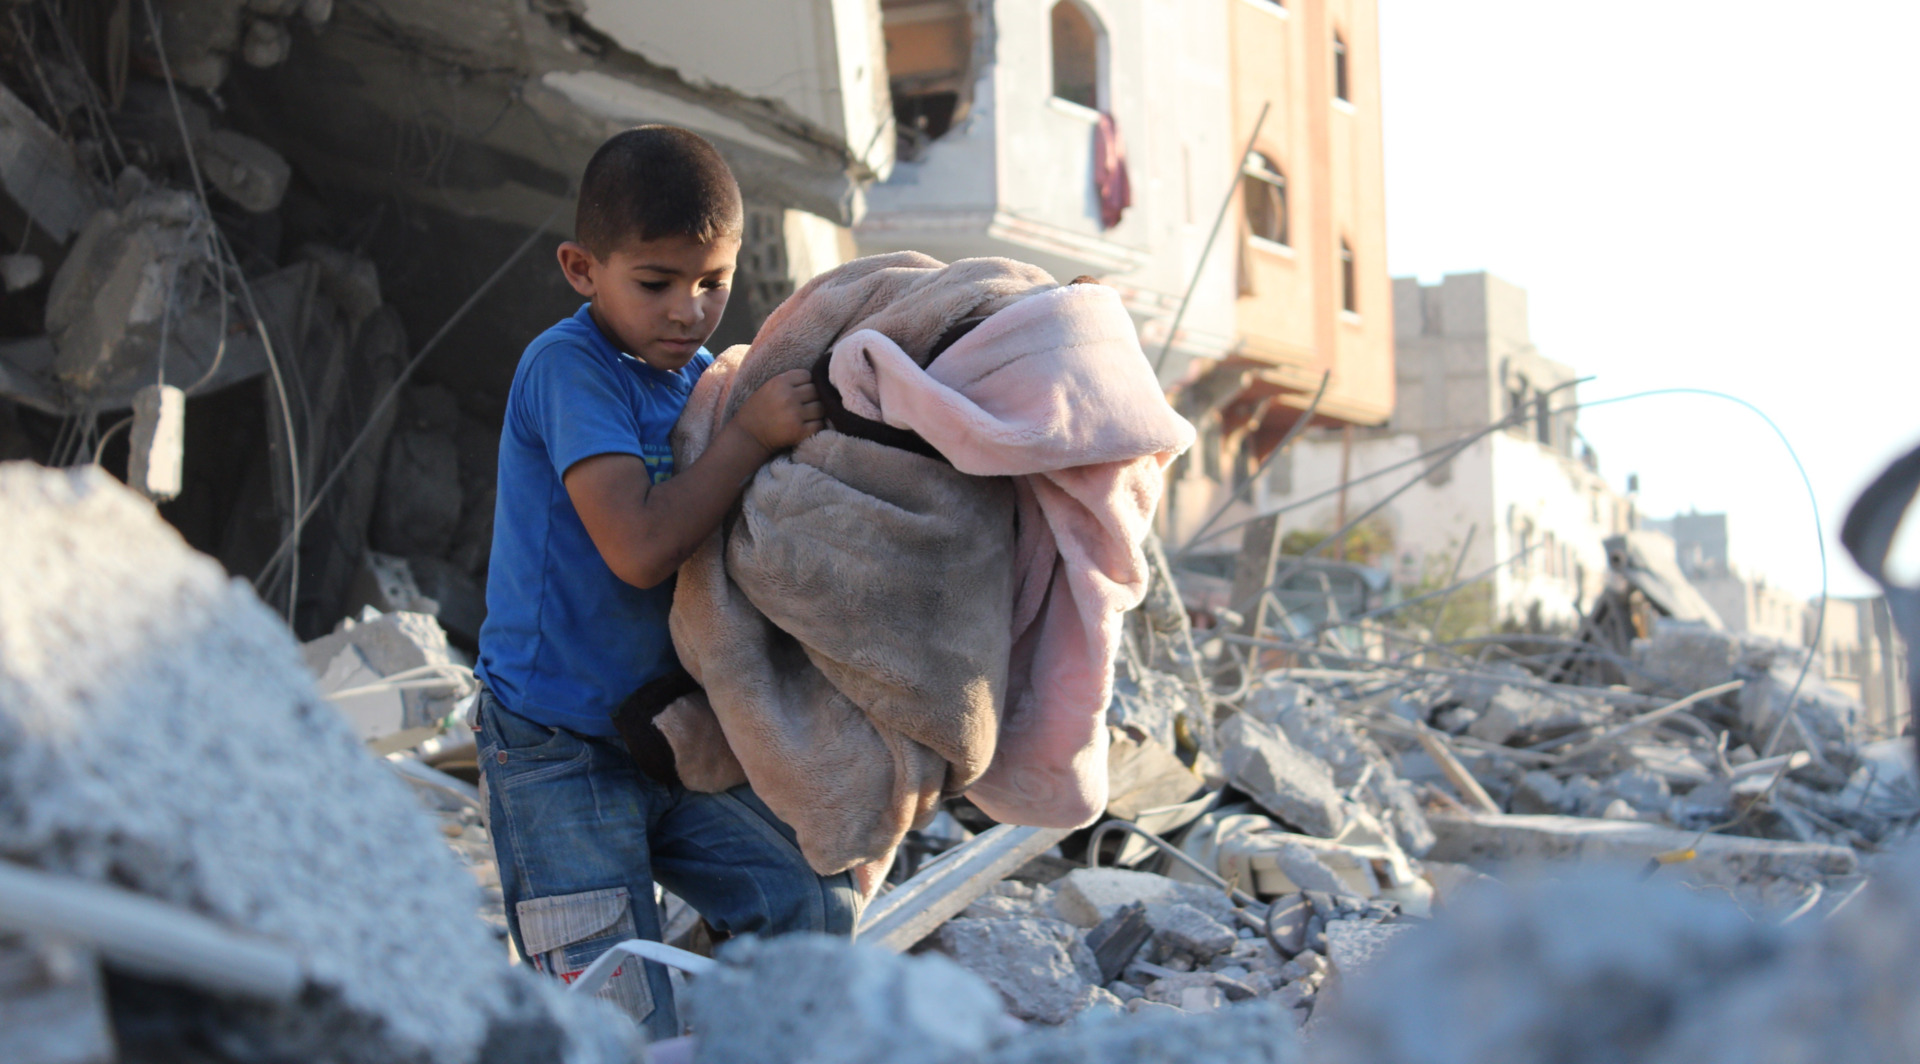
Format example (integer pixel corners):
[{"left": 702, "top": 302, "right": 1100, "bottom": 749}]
[{"left": 565, "top": 368, "right": 823, "bottom": 589}]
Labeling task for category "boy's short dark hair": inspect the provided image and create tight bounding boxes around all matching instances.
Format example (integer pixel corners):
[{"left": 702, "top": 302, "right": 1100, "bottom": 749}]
[{"left": 575, "top": 125, "right": 743, "bottom": 256}]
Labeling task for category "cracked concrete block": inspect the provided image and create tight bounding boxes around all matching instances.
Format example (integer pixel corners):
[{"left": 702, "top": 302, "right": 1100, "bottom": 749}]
[
  {"left": 0, "top": 84, "right": 102, "bottom": 243},
  {"left": 1147, "top": 903, "right": 1237, "bottom": 965},
  {"left": 1426, "top": 813, "right": 1857, "bottom": 903},
  {"left": 1051, "top": 867, "right": 1236, "bottom": 930},
  {"left": 301, "top": 606, "right": 461, "bottom": 729},
  {"left": 1738, "top": 661, "right": 1864, "bottom": 755},
  {"left": 1467, "top": 685, "right": 1609, "bottom": 746},
  {"left": 44, "top": 192, "right": 209, "bottom": 396},
  {"left": 687, "top": 934, "right": 1006, "bottom": 1064},
  {"left": 935, "top": 917, "right": 1101, "bottom": 1026},
  {"left": 1219, "top": 715, "right": 1347, "bottom": 837},
  {"left": 0, "top": 463, "right": 634, "bottom": 1064}
]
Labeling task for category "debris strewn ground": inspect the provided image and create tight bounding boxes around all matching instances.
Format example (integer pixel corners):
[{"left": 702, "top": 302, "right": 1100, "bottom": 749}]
[{"left": 5, "top": 462, "right": 1913, "bottom": 1064}]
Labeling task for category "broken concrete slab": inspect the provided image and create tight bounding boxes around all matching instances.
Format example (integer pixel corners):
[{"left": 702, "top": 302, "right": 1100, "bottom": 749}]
[
  {"left": 687, "top": 934, "right": 1007, "bottom": 1064},
  {"left": 0, "top": 463, "right": 633, "bottom": 1063},
  {"left": 1467, "top": 684, "right": 1610, "bottom": 746},
  {"left": 1051, "top": 867, "right": 1237, "bottom": 931},
  {"left": 1426, "top": 813, "right": 1857, "bottom": 899},
  {"left": 1218, "top": 714, "right": 1348, "bottom": 837},
  {"left": 301, "top": 607, "right": 466, "bottom": 729},
  {"left": 1146, "top": 903, "right": 1237, "bottom": 965},
  {"left": 44, "top": 191, "right": 210, "bottom": 395},
  {"left": 1738, "top": 659, "right": 1865, "bottom": 756},
  {"left": 934, "top": 917, "right": 1102, "bottom": 1025},
  {"left": 0, "top": 83, "right": 102, "bottom": 243}
]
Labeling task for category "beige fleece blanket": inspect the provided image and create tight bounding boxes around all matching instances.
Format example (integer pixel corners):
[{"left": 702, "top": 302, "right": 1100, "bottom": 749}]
[{"left": 660, "top": 252, "right": 1191, "bottom": 878}]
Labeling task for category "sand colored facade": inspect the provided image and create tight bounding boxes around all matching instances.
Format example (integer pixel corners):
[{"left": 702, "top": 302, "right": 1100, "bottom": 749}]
[{"left": 1225, "top": 0, "right": 1394, "bottom": 428}]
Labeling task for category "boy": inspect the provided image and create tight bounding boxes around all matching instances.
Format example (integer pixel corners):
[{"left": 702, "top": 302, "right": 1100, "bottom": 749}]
[{"left": 472, "top": 125, "right": 853, "bottom": 1041}]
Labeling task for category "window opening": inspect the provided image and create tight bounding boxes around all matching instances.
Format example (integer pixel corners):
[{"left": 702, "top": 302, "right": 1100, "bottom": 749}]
[
  {"left": 1333, "top": 32, "right": 1350, "bottom": 102},
  {"left": 1051, "top": 1, "right": 1100, "bottom": 110},
  {"left": 1339, "top": 239, "right": 1356, "bottom": 313},
  {"left": 883, "top": 0, "right": 977, "bottom": 160},
  {"left": 1242, "top": 152, "right": 1289, "bottom": 246}
]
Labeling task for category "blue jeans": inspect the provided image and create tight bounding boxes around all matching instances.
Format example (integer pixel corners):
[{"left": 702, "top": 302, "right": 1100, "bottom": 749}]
[{"left": 475, "top": 685, "right": 858, "bottom": 1042}]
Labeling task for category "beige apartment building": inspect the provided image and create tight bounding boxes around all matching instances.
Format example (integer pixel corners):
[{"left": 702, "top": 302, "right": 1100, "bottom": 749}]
[{"left": 1163, "top": 0, "right": 1394, "bottom": 545}]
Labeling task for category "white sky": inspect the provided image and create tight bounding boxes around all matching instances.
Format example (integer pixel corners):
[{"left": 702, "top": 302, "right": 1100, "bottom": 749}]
[{"left": 1376, "top": 0, "right": 1920, "bottom": 600}]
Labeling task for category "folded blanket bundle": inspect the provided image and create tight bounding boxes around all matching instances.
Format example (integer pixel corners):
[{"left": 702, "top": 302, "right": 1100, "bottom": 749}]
[{"left": 656, "top": 252, "right": 1194, "bottom": 880}]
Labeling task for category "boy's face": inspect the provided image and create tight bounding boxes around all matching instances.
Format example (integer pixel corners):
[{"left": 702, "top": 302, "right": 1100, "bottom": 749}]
[{"left": 557, "top": 233, "right": 740, "bottom": 372}]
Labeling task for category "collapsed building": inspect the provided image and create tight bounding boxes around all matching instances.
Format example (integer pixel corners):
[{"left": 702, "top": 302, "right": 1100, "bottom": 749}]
[
  {"left": 6, "top": 2, "right": 1920, "bottom": 1063},
  {"left": 1, "top": 0, "right": 888, "bottom": 642},
  {"left": 5, "top": 444, "right": 1919, "bottom": 1062}
]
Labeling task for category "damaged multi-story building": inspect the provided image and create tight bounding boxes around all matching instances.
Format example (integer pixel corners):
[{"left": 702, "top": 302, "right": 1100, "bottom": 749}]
[
  {"left": 1, "top": 0, "right": 893, "bottom": 642},
  {"left": 861, "top": 0, "right": 1394, "bottom": 552},
  {"left": 2, "top": 0, "right": 1394, "bottom": 647},
  {"left": 1251, "top": 271, "right": 1637, "bottom": 632}
]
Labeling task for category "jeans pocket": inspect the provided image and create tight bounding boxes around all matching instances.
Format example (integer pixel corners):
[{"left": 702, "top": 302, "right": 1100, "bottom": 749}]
[
  {"left": 481, "top": 692, "right": 589, "bottom": 788},
  {"left": 517, "top": 887, "right": 654, "bottom": 1024}
]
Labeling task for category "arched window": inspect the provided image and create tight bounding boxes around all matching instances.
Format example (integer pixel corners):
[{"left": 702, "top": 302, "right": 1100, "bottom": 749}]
[
  {"left": 1340, "top": 239, "right": 1356, "bottom": 313},
  {"left": 1242, "top": 152, "right": 1289, "bottom": 246},
  {"left": 1333, "top": 32, "right": 1350, "bottom": 102},
  {"left": 1051, "top": 1, "right": 1101, "bottom": 110}
]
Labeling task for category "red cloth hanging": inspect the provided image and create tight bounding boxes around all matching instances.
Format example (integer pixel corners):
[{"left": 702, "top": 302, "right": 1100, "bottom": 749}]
[{"left": 1095, "top": 111, "right": 1131, "bottom": 230}]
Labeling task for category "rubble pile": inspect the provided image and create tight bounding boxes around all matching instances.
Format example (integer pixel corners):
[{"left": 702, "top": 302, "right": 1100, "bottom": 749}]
[
  {"left": 0, "top": 464, "right": 629, "bottom": 1064},
  {"left": 875, "top": 527, "right": 1913, "bottom": 1035},
  {"left": 1, "top": 12, "right": 498, "bottom": 648}
]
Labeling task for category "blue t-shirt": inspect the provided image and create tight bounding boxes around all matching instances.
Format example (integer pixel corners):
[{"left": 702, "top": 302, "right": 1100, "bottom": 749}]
[{"left": 476, "top": 304, "right": 713, "bottom": 737}]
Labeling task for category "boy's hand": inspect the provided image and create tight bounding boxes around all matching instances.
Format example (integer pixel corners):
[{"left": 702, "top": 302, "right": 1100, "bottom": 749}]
[{"left": 734, "top": 369, "right": 825, "bottom": 454}]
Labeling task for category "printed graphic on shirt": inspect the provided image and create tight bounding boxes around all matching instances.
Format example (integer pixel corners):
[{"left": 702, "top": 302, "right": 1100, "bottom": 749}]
[{"left": 640, "top": 446, "right": 675, "bottom": 485}]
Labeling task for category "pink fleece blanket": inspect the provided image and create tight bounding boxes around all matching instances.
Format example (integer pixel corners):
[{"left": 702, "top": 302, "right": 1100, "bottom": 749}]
[{"left": 827, "top": 282, "right": 1195, "bottom": 825}]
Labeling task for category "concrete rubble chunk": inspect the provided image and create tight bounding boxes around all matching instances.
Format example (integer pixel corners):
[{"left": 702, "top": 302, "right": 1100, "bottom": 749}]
[
  {"left": 0, "top": 83, "right": 102, "bottom": 243},
  {"left": 1248, "top": 679, "right": 1435, "bottom": 857},
  {"left": 1426, "top": 813, "right": 1857, "bottom": 904},
  {"left": 1218, "top": 714, "right": 1348, "bottom": 837},
  {"left": 0, "top": 463, "right": 634, "bottom": 1064},
  {"left": 301, "top": 606, "right": 464, "bottom": 731},
  {"left": 935, "top": 917, "right": 1102, "bottom": 1026},
  {"left": 1146, "top": 903, "right": 1237, "bottom": 964},
  {"left": 1052, "top": 867, "right": 1237, "bottom": 930},
  {"left": 687, "top": 934, "right": 1006, "bottom": 1064},
  {"left": 1322, "top": 919, "right": 1413, "bottom": 983},
  {"left": 1467, "top": 684, "right": 1610, "bottom": 746},
  {"left": 1738, "top": 659, "right": 1864, "bottom": 755},
  {"left": 43, "top": 192, "right": 210, "bottom": 395}
]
